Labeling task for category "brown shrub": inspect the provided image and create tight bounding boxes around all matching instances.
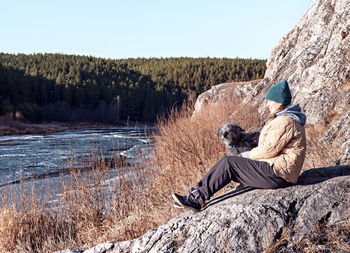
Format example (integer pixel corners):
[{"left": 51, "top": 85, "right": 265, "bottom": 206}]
[
  {"left": 302, "top": 126, "right": 341, "bottom": 169},
  {"left": 150, "top": 97, "right": 261, "bottom": 199},
  {"left": 0, "top": 179, "right": 76, "bottom": 253}
]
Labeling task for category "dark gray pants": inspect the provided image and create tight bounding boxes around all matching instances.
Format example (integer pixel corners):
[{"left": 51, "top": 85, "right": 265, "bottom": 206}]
[{"left": 196, "top": 156, "right": 292, "bottom": 200}]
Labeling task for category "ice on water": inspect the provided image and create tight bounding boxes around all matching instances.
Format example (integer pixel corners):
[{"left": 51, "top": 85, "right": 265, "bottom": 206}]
[{"left": 0, "top": 127, "right": 156, "bottom": 186}]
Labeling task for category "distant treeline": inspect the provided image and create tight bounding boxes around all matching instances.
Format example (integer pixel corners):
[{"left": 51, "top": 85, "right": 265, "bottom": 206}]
[{"left": 0, "top": 53, "right": 266, "bottom": 122}]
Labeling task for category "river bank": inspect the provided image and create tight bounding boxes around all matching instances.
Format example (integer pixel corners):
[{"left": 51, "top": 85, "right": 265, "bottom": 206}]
[{"left": 0, "top": 116, "right": 153, "bottom": 136}]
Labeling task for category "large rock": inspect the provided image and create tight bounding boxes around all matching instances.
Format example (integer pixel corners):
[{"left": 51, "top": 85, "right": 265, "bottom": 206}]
[
  {"left": 194, "top": 0, "right": 350, "bottom": 164},
  {"left": 61, "top": 165, "right": 350, "bottom": 252}
]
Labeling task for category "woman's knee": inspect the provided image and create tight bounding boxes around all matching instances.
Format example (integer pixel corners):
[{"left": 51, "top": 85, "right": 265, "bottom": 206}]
[
  {"left": 220, "top": 155, "right": 241, "bottom": 164},
  {"left": 218, "top": 156, "right": 239, "bottom": 173},
  {"left": 220, "top": 155, "right": 236, "bottom": 161}
]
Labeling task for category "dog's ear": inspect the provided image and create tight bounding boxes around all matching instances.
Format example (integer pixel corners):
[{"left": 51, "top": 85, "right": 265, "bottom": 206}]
[
  {"left": 230, "top": 124, "right": 244, "bottom": 133},
  {"left": 217, "top": 127, "right": 222, "bottom": 137},
  {"left": 217, "top": 125, "right": 226, "bottom": 138},
  {"left": 236, "top": 125, "right": 245, "bottom": 132}
]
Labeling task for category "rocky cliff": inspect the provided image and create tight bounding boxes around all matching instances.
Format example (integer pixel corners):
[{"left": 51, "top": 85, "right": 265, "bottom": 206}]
[
  {"left": 58, "top": 165, "right": 350, "bottom": 253},
  {"left": 194, "top": 0, "right": 350, "bottom": 164}
]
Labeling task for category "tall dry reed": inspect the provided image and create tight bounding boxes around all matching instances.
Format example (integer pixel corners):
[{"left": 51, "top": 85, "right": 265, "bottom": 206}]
[
  {"left": 0, "top": 138, "right": 152, "bottom": 252},
  {"left": 303, "top": 126, "right": 342, "bottom": 169},
  {"left": 150, "top": 97, "right": 261, "bottom": 200}
]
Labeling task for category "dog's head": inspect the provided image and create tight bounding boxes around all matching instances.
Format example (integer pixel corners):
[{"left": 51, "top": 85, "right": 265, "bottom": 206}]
[{"left": 217, "top": 124, "right": 245, "bottom": 145}]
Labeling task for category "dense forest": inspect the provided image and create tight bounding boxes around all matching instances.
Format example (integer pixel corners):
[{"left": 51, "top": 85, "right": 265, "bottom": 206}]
[{"left": 0, "top": 53, "right": 266, "bottom": 122}]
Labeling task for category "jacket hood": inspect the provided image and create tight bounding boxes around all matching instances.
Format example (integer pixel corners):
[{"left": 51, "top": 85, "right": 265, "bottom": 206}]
[{"left": 276, "top": 104, "right": 307, "bottom": 126}]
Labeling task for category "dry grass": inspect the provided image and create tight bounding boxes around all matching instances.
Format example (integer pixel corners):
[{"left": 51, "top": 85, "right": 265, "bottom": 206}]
[
  {"left": 0, "top": 97, "right": 347, "bottom": 252},
  {"left": 0, "top": 178, "right": 76, "bottom": 252},
  {"left": 295, "top": 218, "right": 350, "bottom": 252},
  {"left": 302, "top": 126, "right": 342, "bottom": 169},
  {"left": 263, "top": 227, "right": 292, "bottom": 253},
  {"left": 151, "top": 97, "right": 261, "bottom": 193}
]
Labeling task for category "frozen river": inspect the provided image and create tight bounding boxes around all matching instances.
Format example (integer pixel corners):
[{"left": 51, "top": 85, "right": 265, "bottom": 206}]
[{"left": 0, "top": 126, "right": 156, "bottom": 188}]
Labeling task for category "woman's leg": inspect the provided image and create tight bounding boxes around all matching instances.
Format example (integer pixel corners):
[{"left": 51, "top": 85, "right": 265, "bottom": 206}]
[
  {"left": 196, "top": 156, "right": 291, "bottom": 200},
  {"left": 172, "top": 156, "right": 291, "bottom": 211}
]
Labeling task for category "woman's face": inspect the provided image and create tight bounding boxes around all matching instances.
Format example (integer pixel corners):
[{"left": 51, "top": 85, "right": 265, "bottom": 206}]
[{"left": 266, "top": 99, "right": 284, "bottom": 114}]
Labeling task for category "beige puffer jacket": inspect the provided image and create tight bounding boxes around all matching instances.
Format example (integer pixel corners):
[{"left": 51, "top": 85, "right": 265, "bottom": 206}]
[{"left": 249, "top": 115, "right": 306, "bottom": 184}]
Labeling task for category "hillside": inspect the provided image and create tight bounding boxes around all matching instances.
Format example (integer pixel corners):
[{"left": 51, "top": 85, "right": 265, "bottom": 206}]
[{"left": 0, "top": 54, "right": 265, "bottom": 122}]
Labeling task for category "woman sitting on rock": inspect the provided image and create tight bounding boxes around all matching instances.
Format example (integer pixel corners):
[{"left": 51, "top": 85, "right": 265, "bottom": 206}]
[{"left": 172, "top": 80, "right": 307, "bottom": 211}]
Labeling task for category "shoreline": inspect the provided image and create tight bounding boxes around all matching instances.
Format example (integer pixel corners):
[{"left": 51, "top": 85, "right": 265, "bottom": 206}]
[{"left": 0, "top": 118, "right": 155, "bottom": 137}]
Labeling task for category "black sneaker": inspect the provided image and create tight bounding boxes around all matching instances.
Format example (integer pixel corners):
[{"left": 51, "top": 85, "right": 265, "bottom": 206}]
[{"left": 172, "top": 187, "right": 204, "bottom": 212}]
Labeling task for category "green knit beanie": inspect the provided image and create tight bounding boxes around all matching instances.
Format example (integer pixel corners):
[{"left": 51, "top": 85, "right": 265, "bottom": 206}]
[{"left": 265, "top": 80, "right": 292, "bottom": 105}]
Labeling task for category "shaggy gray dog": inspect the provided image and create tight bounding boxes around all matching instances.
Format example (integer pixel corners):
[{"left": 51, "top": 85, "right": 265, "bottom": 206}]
[{"left": 217, "top": 123, "right": 260, "bottom": 156}]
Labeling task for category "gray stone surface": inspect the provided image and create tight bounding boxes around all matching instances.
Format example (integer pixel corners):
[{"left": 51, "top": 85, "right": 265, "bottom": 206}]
[
  {"left": 193, "top": 0, "right": 350, "bottom": 164},
  {"left": 67, "top": 165, "right": 350, "bottom": 253}
]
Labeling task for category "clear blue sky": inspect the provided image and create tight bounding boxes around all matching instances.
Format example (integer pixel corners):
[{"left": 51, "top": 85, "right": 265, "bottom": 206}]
[{"left": 1, "top": 0, "right": 311, "bottom": 60}]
